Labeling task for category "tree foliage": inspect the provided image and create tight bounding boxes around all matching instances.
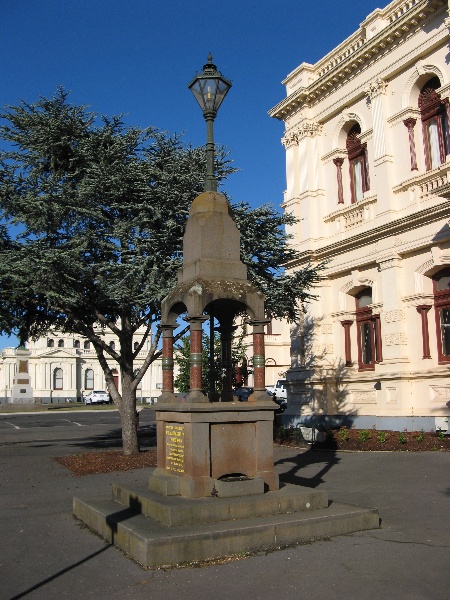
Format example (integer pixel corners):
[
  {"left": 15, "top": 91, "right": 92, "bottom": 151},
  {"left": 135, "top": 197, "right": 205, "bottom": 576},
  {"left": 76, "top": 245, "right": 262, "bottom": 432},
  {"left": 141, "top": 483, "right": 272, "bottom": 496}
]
[{"left": 0, "top": 89, "right": 321, "bottom": 454}]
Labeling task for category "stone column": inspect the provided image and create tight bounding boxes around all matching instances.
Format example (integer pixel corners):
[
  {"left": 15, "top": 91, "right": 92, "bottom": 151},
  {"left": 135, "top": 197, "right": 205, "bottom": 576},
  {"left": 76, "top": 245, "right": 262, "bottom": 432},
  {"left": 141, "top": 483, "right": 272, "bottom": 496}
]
[
  {"left": 378, "top": 254, "right": 408, "bottom": 364},
  {"left": 416, "top": 305, "right": 432, "bottom": 359},
  {"left": 444, "top": 99, "right": 450, "bottom": 150},
  {"left": 333, "top": 157, "right": 345, "bottom": 204},
  {"left": 366, "top": 78, "right": 388, "bottom": 160},
  {"left": 249, "top": 320, "right": 269, "bottom": 402},
  {"left": 340, "top": 320, "right": 353, "bottom": 366},
  {"left": 403, "top": 118, "right": 418, "bottom": 171},
  {"left": 281, "top": 130, "right": 299, "bottom": 202},
  {"left": 159, "top": 325, "right": 178, "bottom": 403},
  {"left": 186, "top": 316, "right": 208, "bottom": 403},
  {"left": 365, "top": 78, "right": 393, "bottom": 211}
]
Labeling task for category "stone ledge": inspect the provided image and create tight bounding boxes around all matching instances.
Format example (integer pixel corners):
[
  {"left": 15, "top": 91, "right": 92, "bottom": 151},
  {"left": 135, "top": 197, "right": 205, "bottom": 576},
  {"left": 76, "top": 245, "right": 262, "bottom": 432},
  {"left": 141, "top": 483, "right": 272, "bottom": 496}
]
[
  {"left": 73, "top": 495, "right": 380, "bottom": 568},
  {"left": 112, "top": 482, "right": 329, "bottom": 527}
]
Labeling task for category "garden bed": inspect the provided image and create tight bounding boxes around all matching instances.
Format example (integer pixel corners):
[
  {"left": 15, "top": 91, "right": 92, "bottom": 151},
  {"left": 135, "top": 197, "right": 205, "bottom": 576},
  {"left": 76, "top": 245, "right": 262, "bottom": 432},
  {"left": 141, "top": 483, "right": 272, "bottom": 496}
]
[{"left": 274, "top": 426, "right": 450, "bottom": 452}]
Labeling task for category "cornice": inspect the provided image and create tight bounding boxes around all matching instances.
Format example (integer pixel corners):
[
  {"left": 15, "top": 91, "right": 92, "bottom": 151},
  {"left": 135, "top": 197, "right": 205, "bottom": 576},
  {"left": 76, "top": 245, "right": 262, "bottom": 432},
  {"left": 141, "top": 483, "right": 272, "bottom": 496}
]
[
  {"left": 288, "top": 199, "right": 450, "bottom": 267},
  {"left": 269, "top": 0, "right": 447, "bottom": 122},
  {"left": 387, "top": 106, "right": 421, "bottom": 127},
  {"left": 281, "top": 121, "right": 324, "bottom": 147}
]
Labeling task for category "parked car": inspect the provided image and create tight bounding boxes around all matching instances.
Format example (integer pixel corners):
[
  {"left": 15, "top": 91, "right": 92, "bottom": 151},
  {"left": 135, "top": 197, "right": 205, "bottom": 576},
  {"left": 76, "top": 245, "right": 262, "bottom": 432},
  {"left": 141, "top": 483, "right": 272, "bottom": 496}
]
[
  {"left": 265, "top": 379, "right": 287, "bottom": 400},
  {"left": 84, "top": 390, "right": 110, "bottom": 405}
]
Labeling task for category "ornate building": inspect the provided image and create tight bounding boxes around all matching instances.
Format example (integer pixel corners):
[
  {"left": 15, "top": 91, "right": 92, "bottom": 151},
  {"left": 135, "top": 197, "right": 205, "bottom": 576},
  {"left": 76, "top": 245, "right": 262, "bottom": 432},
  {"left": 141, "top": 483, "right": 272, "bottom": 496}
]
[
  {"left": 0, "top": 327, "right": 163, "bottom": 404},
  {"left": 269, "top": 0, "right": 450, "bottom": 431}
]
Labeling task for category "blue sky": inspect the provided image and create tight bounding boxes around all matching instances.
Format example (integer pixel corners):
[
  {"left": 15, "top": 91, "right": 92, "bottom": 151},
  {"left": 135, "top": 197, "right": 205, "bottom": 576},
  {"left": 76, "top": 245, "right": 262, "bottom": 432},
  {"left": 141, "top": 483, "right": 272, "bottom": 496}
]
[{"left": 1, "top": 0, "right": 382, "bottom": 348}]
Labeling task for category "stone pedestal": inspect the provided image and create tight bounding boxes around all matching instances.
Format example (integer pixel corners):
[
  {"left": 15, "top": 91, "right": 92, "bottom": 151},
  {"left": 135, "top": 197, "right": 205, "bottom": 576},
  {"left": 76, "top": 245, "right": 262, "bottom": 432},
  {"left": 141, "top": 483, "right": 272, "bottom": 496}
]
[
  {"left": 11, "top": 347, "right": 34, "bottom": 404},
  {"left": 149, "top": 402, "right": 279, "bottom": 498}
]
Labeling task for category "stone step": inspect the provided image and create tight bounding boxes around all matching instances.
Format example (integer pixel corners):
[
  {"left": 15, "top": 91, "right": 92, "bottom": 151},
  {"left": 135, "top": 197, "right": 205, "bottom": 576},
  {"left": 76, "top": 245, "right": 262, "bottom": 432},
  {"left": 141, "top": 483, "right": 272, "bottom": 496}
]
[
  {"left": 111, "top": 482, "right": 329, "bottom": 526},
  {"left": 73, "top": 495, "right": 380, "bottom": 569}
]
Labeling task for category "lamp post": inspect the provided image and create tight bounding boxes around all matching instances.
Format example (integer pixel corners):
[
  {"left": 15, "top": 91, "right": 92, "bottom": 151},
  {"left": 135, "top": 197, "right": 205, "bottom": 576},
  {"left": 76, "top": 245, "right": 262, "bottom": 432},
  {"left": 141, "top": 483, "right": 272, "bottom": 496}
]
[{"left": 188, "top": 54, "right": 232, "bottom": 192}]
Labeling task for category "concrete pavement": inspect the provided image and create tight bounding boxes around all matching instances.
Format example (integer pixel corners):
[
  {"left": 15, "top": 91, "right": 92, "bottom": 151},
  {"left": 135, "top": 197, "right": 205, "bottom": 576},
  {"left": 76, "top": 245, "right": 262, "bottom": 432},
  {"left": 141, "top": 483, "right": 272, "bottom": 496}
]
[{"left": 1, "top": 418, "right": 449, "bottom": 600}]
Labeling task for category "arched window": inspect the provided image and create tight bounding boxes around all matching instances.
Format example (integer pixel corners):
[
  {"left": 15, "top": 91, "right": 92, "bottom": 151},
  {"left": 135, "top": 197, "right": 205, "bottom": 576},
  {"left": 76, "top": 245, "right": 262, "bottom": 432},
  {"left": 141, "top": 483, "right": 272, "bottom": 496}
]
[
  {"left": 419, "top": 77, "right": 448, "bottom": 171},
  {"left": 83, "top": 340, "right": 90, "bottom": 350},
  {"left": 73, "top": 340, "right": 80, "bottom": 349},
  {"left": 84, "top": 368, "right": 94, "bottom": 390},
  {"left": 134, "top": 341, "right": 139, "bottom": 351},
  {"left": 58, "top": 339, "right": 64, "bottom": 348},
  {"left": 355, "top": 288, "right": 382, "bottom": 370},
  {"left": 433, "top": 268, "right": 450, "bottom": 363},
  {"left": 109, "top": 341, "right": 115, "bottom": 351},
  {"left": 47, "top": 339, "right": 54, "bottom": 348},
  {"left": 53, "top": 368, "right": 63, "bottom": 390},
  {"left": 346, "top": 124, "right": 370, "bottom": 203}
]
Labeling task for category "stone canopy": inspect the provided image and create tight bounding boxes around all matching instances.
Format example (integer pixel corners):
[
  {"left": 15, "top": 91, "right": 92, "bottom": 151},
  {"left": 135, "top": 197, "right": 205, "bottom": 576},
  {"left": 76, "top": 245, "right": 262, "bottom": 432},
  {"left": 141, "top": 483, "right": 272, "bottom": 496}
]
[{"left": 161, "top": 191, "right": 265, "bottom": 325}]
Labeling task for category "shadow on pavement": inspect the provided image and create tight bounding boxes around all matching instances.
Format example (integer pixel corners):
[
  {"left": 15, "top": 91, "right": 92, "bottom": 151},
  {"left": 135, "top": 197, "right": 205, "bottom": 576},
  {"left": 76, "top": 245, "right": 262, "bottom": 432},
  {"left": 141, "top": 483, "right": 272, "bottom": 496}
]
[
  {"left": 275, "top": 444, "right": 340, "bottom": 489},
  {"left": 8, "top": 545, "right": 112, "bottom": 600}
]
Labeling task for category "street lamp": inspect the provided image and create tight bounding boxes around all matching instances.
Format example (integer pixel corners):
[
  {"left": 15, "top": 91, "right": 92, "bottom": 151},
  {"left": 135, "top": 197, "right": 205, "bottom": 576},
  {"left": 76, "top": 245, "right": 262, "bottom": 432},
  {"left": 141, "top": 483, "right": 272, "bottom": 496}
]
[{"left": 188, "top": 54, "right": 232, "bottom": 192}]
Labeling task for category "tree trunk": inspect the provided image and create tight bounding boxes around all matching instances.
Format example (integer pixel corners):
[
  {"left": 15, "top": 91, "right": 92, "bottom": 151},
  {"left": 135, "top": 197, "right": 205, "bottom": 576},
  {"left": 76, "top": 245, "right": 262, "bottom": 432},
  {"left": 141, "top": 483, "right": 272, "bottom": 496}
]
[{"left": 119, "top": 370, "right": 140, "bottom": 455}]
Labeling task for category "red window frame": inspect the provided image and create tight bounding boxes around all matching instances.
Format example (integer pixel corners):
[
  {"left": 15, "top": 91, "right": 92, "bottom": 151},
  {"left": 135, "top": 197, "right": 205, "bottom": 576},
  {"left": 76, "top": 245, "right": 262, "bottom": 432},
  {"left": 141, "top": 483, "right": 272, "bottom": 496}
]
[
  {"left": 346, "top": 124, "right": 370, "bottom": 204},
  {"left": 355, "top": 290, "right": 382, "bottom": 371},
  {"left": 419, "top": 77, "right": 448, "bottom": 171},
  {"left": 433, "top": 269, "right": 450, "bottom": 364}
]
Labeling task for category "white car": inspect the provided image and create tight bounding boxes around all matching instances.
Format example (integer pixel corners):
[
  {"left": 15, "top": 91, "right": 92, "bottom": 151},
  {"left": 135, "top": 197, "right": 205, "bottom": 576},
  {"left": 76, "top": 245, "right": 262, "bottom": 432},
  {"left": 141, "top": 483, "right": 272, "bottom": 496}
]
[
  {"left": 84, "top": 390, "right": 110, "bottom": 405},
  {"left": 265, "top": 379, "right": 287, "bottom": 400}
]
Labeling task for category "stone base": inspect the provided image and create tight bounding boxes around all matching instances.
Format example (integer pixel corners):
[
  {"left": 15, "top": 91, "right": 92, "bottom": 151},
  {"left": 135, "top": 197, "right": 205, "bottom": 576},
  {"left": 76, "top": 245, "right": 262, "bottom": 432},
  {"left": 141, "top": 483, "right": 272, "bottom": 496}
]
[
  {"left": 73, "top": 481, "right": 379, "bottom": 568},
  {"left": 148, "top": 470, "right": 267, "bottom": 499},
  {"left": 154, "top": 401, "right": 280, "bottom": 498}
]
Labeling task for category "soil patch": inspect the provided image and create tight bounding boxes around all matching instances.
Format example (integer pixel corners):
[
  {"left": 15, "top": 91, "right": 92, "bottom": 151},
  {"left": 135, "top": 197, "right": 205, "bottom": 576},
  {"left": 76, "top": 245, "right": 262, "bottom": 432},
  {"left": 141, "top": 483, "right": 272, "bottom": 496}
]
[
  {"left": 54, "top": 448, "right": 157, "bottom": 475},
  {"left": 275, "top": 427, "right": 450, "bottom": 452}
]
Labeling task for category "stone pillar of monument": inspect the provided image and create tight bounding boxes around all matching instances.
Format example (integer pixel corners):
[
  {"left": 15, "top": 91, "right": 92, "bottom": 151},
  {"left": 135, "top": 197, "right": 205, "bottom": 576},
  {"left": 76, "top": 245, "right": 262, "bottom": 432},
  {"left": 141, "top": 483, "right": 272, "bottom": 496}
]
[
  {"left": 11, "top": 346, "right": 34, "bottom": 404},
  {"left": 151, "top": 190, "right": 278, "bottom": 498}
]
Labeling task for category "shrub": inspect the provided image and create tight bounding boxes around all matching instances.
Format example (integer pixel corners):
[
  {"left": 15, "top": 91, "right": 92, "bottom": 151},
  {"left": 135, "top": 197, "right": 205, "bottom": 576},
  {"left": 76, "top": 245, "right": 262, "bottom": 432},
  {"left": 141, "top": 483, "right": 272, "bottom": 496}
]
[
  {"left": 377, "top": 431, "right": 388, "bottom": 443},
  {"left": 437, "top": 428, "right": 446, "bottom": 442},
  {"left": 339, "top": 427, "right": 349, "bottom": 442},
  {"left": 359, "top": 429, "right": 371, "bottom": 443},
  {"left": 398, "top": 431, "right": 407, "bottom": 444}
]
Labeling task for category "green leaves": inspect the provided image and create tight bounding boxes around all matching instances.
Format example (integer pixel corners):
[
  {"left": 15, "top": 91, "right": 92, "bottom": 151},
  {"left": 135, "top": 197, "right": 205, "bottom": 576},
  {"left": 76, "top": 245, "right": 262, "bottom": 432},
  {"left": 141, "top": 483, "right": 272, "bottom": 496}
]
[
  {"left": 0, "top": 87, "right": 321, "bottom": 341},
  {"left": 232, "top": 202, "right": 323, "bottom": 321}
]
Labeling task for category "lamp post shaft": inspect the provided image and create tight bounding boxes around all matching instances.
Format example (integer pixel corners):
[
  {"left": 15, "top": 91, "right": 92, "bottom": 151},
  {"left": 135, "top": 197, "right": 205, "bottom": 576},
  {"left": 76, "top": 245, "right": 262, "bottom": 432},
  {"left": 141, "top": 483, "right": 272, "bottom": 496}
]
[{"left": 204, "top": 113, "right": 217, "bottom": 192}]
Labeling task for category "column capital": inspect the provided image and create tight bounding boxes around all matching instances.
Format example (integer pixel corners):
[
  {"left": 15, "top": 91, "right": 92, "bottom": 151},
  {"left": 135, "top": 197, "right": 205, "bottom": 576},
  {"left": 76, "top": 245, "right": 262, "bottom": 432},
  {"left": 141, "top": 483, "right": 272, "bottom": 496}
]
[
  {"left": 281, "top": 130, "right": 299, "bottom": 149},
  {"left": 403, "top": 117, "right": 417, "bottom": 129},
  {"left": 416, "top": 304, "right": 432, "bottom": 313},
  {"left": 298, "top": 120, "right": 323, "bottom": 139},
  {"left": 186, "top": 315, "right": 209, "bottom": 330},
  {"left": 161, "top": 324, "right": 178, "bottom": 336},
  {"left": 365, "top": 78, "right": 388, "bottom": 100}
]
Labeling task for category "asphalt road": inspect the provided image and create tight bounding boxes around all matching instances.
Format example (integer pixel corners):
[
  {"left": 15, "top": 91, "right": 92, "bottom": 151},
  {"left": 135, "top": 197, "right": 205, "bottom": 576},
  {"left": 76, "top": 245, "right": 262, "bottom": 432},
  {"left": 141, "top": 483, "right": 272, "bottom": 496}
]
[
  {"left": 1, "top": 411, "right": 449, "bottom": 600},
  {"left": 0, "top": 409, "right": 156, "bottom": 429}
]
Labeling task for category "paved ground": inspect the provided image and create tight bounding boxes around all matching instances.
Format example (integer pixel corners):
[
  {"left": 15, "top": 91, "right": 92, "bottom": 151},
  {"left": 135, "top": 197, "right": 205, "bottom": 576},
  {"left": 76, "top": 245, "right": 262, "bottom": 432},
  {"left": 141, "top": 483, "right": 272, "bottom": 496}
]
[{"left": 1, "top": 412, "right": 449, "bottom": 600}]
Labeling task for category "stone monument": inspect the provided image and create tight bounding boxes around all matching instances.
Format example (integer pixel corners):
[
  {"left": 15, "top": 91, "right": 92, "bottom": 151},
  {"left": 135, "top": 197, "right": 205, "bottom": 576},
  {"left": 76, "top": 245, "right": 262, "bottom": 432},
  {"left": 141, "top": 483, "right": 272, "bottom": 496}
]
[
  {"left": 149, "top": 190, "right": 278, "bottom": 498},
  {"left": 11, "top": 345, "right": 34, "bottom": 404},
  {"left": 74, "top": 188, "right": 379, "bottom": 567},
  {"left": 73, "top": 57, "right": 379, "bottom": 567}
]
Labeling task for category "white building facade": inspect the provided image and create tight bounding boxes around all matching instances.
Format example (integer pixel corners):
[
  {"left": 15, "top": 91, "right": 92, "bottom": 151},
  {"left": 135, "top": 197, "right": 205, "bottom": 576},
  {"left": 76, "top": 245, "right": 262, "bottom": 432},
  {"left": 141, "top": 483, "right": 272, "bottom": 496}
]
[
  {"left": 269, "top": 0, "right": 450, "bottom": 431},
  {"left": 0, "top": 328, "right": 163, "bottom": 405}
]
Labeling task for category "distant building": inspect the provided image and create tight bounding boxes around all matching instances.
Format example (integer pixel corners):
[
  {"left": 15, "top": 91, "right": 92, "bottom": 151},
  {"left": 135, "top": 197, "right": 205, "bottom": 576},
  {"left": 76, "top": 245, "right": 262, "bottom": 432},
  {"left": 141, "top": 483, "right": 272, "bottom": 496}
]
[
  {"left": 0, "top": 327, "right": 162, "bottom": 404},
  {"left": 269, "top": 0, "right": 450, "bottom": 431}
]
